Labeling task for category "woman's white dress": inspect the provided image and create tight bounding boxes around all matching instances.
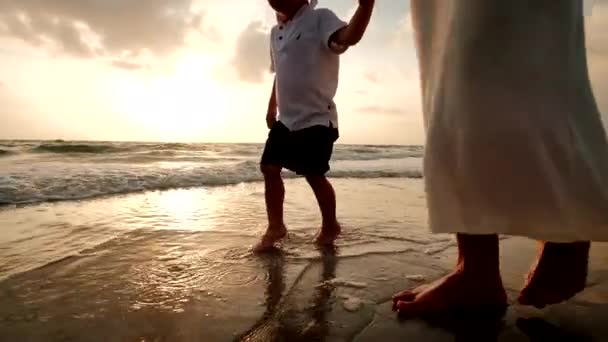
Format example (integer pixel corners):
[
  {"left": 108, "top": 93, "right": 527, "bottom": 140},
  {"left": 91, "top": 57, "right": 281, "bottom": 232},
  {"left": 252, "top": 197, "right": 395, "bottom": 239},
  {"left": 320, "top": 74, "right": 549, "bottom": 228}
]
[{"left": 411, "top": 0, "right": 608, "bottom": 241}]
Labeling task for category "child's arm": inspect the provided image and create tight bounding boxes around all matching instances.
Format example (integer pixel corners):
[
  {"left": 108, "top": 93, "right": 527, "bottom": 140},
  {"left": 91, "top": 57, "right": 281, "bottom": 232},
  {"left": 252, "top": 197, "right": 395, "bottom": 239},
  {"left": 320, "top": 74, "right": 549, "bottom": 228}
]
[
  {"left": 266, "top": 77, "right": 278, "bottom": 129},
  {"left": 331, "top": 0, "right": 375, "bottom": 46},
  {"left": 266, "top": 32, "right": 278, "bottom": 129}
]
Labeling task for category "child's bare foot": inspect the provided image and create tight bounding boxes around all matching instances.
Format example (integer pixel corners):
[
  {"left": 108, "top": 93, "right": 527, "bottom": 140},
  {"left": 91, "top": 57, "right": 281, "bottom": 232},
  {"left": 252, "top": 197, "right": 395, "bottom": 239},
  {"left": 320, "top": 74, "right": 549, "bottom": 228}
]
[
  {"left": 253, "top": 225, "right": 287, "bottom": 253},
  {"left": 392, "top": 267, "right": 508, "bottom": 318},
  {"left": 314, "top": 222, "right": 341, "bottom": 246},
  {"left": 518, "top": 241, "right": 590, "bottom": 308}
]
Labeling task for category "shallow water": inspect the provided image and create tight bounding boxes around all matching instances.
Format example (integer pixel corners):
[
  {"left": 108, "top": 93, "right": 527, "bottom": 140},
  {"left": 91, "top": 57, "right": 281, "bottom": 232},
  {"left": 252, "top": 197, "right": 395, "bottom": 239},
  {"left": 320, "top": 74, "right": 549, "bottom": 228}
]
[
  {"left": 2, "top": 178, "right": 608, "bottom": 341},
  {"left": 0, "top": 177, "right": 457, "bottom": 341},
  {"left": 0, "top": 178, "right": 451, "bottom": 282}
]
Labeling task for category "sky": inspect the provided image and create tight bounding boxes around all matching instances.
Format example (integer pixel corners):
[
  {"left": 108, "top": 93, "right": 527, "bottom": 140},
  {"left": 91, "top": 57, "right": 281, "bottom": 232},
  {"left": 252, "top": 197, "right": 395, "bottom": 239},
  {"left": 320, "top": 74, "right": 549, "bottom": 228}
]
[{"left": 0, "top": 0, "right": 607, "bottom": 145}]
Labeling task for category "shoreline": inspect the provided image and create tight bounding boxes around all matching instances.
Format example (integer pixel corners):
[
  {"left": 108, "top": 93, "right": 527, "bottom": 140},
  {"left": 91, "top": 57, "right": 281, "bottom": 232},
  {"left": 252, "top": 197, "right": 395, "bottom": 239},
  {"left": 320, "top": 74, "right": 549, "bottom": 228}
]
[
  {"left": 0, "top": 173, "right": 422, "bottom": 210},
  {"left": 0, "top": 178, "right": 431, "bottom": 281},
  {"left": 0, "top": 178, "right": 606, "bottom": 340}
]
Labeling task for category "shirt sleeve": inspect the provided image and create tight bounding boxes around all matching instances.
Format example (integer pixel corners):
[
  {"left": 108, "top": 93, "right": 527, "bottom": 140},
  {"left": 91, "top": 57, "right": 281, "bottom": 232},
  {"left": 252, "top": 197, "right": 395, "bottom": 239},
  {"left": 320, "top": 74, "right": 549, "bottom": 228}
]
[{"left": 316, "top": 8, "right": 348, "bottom": 54}]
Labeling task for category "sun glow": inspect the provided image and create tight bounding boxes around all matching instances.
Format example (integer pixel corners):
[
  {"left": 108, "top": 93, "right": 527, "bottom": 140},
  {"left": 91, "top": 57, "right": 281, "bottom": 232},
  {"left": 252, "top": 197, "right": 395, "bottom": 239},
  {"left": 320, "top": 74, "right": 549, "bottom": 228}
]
[{"left": 110, "top": 54, "right": 227, "bottom": 141}]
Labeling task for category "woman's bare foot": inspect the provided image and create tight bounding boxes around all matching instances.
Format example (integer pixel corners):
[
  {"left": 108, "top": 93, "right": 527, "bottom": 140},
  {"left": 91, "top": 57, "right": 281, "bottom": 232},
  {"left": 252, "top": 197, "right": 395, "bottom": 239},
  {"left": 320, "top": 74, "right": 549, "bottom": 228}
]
[
  {"left": 518, "top": 241, "right": 590, "bottom": 308},
  {"left": 314, "top": 222, "right": 341, "bottom": 246},
  {"left": 253, "top": 225, "right": 288, "bottom": 253},
  {"left": 392, "top": 267, "right": 508, "bottom": 318}
]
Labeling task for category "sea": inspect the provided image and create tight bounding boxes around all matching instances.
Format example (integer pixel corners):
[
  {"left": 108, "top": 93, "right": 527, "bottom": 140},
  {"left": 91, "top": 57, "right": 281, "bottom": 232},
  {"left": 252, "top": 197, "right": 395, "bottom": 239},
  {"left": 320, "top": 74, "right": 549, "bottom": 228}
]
[
  {"left": 0, "top": 140, "right": 440, "bottom": 283},
  {"left": 0, "top": 141, "right": 605, "bottom": 340},
  {"left": 0, "top": 140, "right": 423, "bottom": 206},
  {"left": 0, "top": 140, "right": 469, "bottom": 341}
]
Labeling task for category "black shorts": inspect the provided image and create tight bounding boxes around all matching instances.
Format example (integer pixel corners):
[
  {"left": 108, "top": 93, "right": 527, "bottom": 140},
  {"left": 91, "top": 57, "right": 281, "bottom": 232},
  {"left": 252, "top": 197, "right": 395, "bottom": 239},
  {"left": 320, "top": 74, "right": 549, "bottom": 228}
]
[{"left": 260, "top": 121, "right": 339, "bottom": 176}]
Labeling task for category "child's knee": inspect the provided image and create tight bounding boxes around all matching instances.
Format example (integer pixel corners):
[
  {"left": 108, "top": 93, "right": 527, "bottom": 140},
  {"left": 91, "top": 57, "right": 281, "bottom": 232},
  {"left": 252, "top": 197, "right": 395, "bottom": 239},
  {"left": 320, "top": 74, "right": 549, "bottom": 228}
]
[
  {"left": 261, "top": 164, "right": 281, "bottom": 178},
  {"left": 305, "top": 174, "right": 327, "bottom": 186}
]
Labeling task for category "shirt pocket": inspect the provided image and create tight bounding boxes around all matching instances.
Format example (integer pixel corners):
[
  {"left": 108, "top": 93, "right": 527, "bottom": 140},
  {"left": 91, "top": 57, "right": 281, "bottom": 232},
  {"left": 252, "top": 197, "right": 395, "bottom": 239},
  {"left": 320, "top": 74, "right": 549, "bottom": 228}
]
[{"left": 284, "top": 30, "right": 320, "bottom": 67}]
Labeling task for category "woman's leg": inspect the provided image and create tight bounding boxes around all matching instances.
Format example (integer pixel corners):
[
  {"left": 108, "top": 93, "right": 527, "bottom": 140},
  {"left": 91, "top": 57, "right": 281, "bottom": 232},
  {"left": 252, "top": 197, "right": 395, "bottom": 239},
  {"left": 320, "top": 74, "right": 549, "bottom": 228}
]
[
  {"left": 393, "top": 233, "right": 508, "bottom": 317},
  {"left": 518, "top": 241, "right": 590, "bottom": 308}
]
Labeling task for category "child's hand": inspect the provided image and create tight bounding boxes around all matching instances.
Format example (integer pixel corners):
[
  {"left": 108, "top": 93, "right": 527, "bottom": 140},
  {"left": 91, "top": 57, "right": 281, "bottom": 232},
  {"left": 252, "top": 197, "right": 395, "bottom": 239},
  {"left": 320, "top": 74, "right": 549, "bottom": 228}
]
[
  {"left": 266, "top": 111, "right": 277, "bottom": 129},
  {"left": 359, "top": 0, "right": 374, "bottom": 8},
  {"left": 331, "top": 0, "right": 374, "bottom": 47}
]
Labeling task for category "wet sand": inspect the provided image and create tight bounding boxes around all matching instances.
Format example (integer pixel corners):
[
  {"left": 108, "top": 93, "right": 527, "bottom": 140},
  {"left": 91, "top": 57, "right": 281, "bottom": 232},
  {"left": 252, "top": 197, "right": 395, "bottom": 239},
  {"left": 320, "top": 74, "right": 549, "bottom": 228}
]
[{"left": 0, "top": 179, "right": 607, "bottom": 341}]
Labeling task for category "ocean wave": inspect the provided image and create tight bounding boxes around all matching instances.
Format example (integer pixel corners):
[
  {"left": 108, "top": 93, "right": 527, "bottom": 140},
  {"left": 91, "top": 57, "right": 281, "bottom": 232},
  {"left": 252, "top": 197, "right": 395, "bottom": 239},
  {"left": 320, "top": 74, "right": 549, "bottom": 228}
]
[
  {"left": 0, "top": 140, "right": 424, "bottom": 206},
  {"left": 0, "top": 149, "right": 14, "bottom": 157},
  {"left": 1, "top": 140, "right": 424, "bottom": 161},
  {"left": 329, "top": 169, "right": 422, "bottom": 179},
  {"left": 332, "top": 150, "right": 421, "bottom": 161},
  {"left": 332, "top": 145, "right": 423, "bottom": 161},
  {"left": 0, "top": 161, "right": 423, "bottom": 206},
  {"left": 30, "top": 142, "right": 205, "bottom": 155},
  {"left": 32, "top": 143, "right": 129, "bottom": 154}
]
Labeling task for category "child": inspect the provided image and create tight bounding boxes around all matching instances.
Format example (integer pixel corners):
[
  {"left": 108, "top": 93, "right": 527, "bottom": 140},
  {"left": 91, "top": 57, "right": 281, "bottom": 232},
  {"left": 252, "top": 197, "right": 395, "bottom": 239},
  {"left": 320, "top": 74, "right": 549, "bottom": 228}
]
[{"left": 254, "top": 0, "right": 375, "bottom": 252}]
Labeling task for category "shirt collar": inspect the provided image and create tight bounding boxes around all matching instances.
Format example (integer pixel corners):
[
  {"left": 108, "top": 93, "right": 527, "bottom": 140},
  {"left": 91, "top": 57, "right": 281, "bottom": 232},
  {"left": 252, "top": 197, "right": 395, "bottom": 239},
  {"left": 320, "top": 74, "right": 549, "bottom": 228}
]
[{"left": 278, "top": 2, "right": 312, "bottom": 24}]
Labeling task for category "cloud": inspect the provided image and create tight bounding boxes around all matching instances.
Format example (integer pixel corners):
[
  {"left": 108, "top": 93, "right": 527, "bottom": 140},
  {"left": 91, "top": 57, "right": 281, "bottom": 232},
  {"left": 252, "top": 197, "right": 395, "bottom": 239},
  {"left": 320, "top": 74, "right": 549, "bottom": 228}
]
[
  {"left": 111, "top": 60, "right": 149, "bottom": 71},
  {"left": 357, "top": 105, "right": 407, "bottom": 116},
  {"left": 364, "top": 70, "right": 382, "bottom": 83},
  {"left": 232, "top": 21, "right": 271, "bottom": 83},
  {"left": 392, "top": 11, "right": 413, "bottom": 47},
  {"left": 0, "top": 0, "right": 206, "bottom": 58},
  {"left": 0, "top": 82, "right": 19, "bottom": 110},
  {"left": 0, "top": 83, "right": 42, "bottom": 139}
]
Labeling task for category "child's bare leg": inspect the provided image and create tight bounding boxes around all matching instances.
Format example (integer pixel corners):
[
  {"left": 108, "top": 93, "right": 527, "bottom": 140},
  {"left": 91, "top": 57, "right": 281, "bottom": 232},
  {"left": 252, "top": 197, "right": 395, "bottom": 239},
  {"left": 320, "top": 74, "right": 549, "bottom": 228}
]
[
  {"left": 305, "top": 175, "right": 341, "bottom": 245},
  {"left": 254, "top": 164, "right": 287, "bottom": 252}
]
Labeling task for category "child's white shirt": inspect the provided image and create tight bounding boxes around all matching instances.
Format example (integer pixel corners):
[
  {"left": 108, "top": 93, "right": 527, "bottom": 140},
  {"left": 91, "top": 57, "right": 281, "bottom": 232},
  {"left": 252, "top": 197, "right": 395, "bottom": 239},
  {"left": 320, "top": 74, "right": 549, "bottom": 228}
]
[{"left": 270, "top": 4, "right": 347, "bottom": 131}]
